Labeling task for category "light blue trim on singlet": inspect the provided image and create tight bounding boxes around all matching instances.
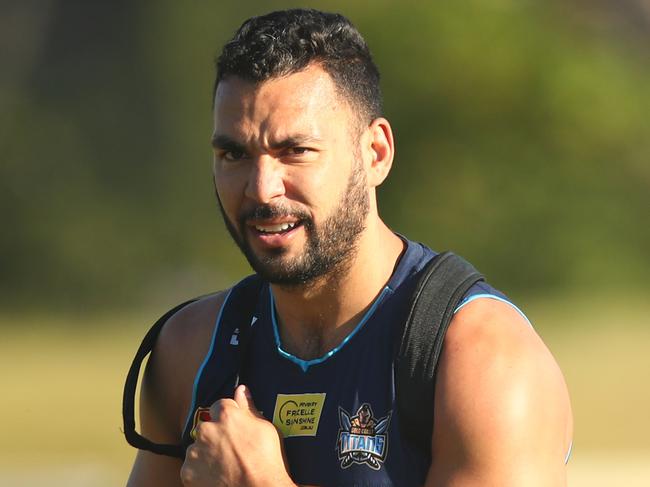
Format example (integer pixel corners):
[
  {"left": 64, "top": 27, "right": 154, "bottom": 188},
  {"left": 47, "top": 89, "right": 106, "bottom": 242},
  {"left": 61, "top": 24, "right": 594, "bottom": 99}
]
[
  {"left": 270, "top": 285, "right": 394, "bottom": 372},
  {"left": 454, "top": 293, "right": 533, "bottom": 328},
  {"left": 182, "top": 288, "right": 234, "bottom": 435}
]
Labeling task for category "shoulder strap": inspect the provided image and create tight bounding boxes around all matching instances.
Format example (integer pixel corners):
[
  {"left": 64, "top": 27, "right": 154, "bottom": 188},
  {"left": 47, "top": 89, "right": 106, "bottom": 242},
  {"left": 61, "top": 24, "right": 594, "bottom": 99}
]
[
  {"left": 122, "top": 298, "right": 199, "bottom": 459},
  {"left": 396, "top": 251, "right": 484, "bottom": 458},
  {"left": 122, "top": 276, "right": 262, "bottom": 459},
  {"left": 125, "top": 254, "right": 481, "bottom": 459}
]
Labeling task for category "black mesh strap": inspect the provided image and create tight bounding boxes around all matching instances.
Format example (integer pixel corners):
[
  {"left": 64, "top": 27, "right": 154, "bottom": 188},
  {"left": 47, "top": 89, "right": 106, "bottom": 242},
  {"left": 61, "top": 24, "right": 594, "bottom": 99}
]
[
  {"left": 122, "top": 298, "right": 200, "bottom": 459},
  {"left": 396, "top": 251, "right": 484, "bottom": 457}
]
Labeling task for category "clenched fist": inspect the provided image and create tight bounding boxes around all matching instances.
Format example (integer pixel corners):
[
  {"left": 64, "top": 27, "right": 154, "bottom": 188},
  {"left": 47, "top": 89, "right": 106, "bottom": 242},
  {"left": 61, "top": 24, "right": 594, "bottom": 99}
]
[{"left": 181, "top": 385, "right": 296, "bottom": 487}]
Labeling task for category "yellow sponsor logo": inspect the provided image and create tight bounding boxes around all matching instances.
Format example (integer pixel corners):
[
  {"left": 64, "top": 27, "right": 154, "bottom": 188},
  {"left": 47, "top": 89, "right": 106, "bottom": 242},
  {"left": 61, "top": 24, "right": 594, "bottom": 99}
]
[{"left": 272, "top": 393, "right": 326, "bottom": 438}]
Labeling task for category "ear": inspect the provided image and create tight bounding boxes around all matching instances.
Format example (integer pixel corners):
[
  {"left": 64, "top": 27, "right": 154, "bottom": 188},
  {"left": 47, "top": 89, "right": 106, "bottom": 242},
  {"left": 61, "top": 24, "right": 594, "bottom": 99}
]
[{"left": 363, "top": 117, "right": 395, "bottom": 188}]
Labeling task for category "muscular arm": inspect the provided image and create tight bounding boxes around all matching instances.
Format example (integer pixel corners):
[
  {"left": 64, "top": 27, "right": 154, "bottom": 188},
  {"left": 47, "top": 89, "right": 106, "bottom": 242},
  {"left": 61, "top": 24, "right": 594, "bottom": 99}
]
[
  {"left": 425, "top": 299, "right": 573, "bottom": 487},
  {"left": 127, "top": 293, "right": 227, "bottom": 487}
]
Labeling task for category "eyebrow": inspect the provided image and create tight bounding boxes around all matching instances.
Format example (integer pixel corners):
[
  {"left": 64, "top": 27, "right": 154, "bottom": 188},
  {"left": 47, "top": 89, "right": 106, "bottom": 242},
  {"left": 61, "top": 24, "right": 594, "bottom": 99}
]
[
  {"left": 210, "top": 134, "right": 323, "bottom": 151},
  {"left": 268, "top": 135, "right": 323, "bottom": 150},
  {"left": 211, "top": 134, "right": 246, "bottom": 152}
]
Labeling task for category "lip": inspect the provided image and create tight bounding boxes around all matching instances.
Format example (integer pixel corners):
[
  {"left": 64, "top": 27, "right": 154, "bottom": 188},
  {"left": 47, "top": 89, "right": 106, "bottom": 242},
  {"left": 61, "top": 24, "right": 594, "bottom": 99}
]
[
  {"left": 248, "top": 218, "right": 300, "bottom": 232},
  {"left": 246, "top": 219, "right": 303, "bottom": 248}
]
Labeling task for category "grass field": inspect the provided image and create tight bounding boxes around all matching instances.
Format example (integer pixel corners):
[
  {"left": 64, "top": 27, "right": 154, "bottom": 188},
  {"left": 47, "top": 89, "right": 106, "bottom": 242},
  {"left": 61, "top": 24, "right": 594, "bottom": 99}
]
[{"left": 1, "top": 293, "right": 648, "bottom": 486}]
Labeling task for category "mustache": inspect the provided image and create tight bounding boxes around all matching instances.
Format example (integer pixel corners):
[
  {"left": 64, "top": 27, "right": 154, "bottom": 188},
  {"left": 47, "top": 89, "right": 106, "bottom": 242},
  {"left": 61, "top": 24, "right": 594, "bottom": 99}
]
[{"left": 239, "top": 204, "right": 310, "bottom": 222}]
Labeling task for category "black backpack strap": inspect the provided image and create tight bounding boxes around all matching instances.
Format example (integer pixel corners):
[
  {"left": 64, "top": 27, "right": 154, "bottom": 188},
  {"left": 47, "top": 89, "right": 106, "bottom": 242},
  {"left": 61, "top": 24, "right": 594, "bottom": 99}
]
[
  {"left": 396, "top": 251, "right": 484, "bottom": 458},
  {"left": 123, "top": 275, "right": 264, "bottom": 459},
  {"left": 122, "top": 297, "right": 200, "bottom": 459},
  {"left": 177, "top": 275, "right": 263, "bottom": 449}
]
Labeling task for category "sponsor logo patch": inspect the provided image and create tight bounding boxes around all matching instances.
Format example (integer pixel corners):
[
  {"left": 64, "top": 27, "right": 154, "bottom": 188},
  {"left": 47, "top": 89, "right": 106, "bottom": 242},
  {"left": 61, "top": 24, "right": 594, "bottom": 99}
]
[
  {"left": 337, "top": 403, "right": 391, "bottom": 470},
  {"left": 189, "top": 407, "right": 211, "bottom": 440},
  {"left": 272, "top": 393, "right": 326, "bottom": 438}
]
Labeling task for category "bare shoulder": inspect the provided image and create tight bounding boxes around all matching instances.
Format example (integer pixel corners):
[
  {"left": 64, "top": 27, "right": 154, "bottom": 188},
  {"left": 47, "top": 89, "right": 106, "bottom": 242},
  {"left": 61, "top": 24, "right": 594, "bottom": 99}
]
[
  {"left": 141, "top": 290, "right": 229, "bottom": 441},
  {"left": 127, "top": 290, "right": 230, "bottom": 487},
  {"left": 428, "top": 298, "right": 573, "bottom": 486}
]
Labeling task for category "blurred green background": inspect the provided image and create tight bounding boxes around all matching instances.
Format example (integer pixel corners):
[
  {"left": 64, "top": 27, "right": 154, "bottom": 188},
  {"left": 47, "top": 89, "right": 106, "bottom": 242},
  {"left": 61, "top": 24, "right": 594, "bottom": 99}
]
[{"left": 1, "top": 0, "right": 648, "bottom": 485}]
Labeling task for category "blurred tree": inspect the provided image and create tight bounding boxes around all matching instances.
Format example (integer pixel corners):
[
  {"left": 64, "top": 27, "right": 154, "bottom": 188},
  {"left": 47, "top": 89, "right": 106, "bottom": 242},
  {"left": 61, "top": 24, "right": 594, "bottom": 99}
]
[{"left": 1, "top": 0, "right": 648, "bottom": 314}]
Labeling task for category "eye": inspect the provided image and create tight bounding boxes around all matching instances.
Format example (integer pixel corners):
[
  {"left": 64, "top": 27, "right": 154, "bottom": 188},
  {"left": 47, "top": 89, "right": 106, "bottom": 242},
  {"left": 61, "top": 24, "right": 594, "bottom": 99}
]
[
  {"left": 221, "top": 149, "right": 247, "bottom": 162},
  {"left": 281, "top": 146, "right": 318, "bottom": 162},
  {"left": 283, "top": 146, "right": 315, "bottom": 159}
]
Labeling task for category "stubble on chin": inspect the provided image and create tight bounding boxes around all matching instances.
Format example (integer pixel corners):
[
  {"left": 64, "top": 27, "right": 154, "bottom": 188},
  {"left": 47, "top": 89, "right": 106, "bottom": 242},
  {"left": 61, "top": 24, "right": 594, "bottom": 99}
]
[{"left": 215, "top": 158, "right": 369, "bottom": 289}]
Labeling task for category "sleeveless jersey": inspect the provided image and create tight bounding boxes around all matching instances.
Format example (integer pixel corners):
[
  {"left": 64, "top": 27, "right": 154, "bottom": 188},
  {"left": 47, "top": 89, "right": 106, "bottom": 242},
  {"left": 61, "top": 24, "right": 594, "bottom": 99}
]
[{"left": 181, "top": 239, "right": 516, "bottom": 486}]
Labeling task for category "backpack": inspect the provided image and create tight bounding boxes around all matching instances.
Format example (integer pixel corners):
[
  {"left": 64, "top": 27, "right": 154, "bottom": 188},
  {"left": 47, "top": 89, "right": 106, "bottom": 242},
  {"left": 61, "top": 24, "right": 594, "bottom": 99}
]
[{"left": 122, "top": 251, "right": 483, "bottom": 460}]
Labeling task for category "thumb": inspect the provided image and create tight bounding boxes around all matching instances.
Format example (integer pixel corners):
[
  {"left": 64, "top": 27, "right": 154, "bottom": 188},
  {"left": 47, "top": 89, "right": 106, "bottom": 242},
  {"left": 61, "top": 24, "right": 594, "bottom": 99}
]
[{"left": 234, "top": 384, "right": 261, "bottom": 416}]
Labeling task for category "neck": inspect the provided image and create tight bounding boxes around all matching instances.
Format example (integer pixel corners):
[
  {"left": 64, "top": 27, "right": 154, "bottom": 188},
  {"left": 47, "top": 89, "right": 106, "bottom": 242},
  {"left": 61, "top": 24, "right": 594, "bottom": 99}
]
[{"left": 271, "top": 220, "right": 403, "bottom": 360}]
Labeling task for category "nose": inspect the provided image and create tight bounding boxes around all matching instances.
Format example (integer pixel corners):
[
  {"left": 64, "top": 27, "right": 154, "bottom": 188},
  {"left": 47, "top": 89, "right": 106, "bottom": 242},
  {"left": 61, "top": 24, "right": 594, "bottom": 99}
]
[{"left": 244, "top": 155, "right": 286, "bottom": 203}]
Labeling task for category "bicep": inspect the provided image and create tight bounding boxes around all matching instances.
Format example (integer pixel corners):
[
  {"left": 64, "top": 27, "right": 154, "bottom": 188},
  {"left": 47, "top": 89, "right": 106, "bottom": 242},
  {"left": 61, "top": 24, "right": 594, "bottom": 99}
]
[
  {"left": 127, "top": 450, "right": 184, "bottom": 487},
  {"left": 425, "top": 299, "right": 572, "bottom": 486},
  {"left": 126, "top": 293, "right": 227, "bottom": 486}
]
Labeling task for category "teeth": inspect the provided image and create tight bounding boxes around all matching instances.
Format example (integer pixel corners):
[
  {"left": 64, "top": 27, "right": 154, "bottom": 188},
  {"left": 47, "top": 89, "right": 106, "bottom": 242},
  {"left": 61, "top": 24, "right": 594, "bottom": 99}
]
[{"left": 255, "top": 222, "right": 296, "bottom": 233}]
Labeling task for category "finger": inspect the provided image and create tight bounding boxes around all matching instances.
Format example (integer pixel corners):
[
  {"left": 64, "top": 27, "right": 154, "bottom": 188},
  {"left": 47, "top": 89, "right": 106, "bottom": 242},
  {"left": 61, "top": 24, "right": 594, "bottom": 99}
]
[
  {"left": 209, "top": 397, "right": 237, "bottom": 421},
  {"left": 180, "top": 446, "right": 198, "bottom": 485},
  {"left": 233, "top": 384, "right": 261, "bottom": 416}
]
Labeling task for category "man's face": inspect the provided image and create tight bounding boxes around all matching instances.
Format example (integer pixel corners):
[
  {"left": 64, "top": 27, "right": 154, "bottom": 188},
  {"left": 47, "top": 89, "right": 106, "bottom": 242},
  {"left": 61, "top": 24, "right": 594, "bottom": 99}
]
[{"left": 212, "top": 65, "right": 370, "bottom": 286}]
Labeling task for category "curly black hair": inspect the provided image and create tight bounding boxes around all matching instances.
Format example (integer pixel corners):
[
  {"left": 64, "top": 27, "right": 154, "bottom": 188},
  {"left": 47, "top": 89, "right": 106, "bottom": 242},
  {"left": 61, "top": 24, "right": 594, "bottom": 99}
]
[{"left": 215, "top": 9, "right": 382, "bottom": 124}]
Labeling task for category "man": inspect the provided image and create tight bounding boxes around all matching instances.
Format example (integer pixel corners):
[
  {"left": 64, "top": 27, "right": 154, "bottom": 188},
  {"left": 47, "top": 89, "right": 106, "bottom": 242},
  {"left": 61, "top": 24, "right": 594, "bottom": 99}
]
[{"left": 127, "top": 8, "right": 573, "bottom": 487}]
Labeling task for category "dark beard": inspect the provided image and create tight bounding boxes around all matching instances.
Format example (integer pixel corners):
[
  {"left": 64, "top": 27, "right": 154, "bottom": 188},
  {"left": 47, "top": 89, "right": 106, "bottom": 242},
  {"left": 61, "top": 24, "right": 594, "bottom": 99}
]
[{"left": 217, "top": 162, "right": 369, "bottom": 287}]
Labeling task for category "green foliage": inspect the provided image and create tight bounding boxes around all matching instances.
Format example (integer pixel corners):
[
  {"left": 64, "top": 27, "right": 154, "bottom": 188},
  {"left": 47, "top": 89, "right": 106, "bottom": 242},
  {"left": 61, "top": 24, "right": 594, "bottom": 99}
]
[{"left": 2, "top": 0, "right": 648, "bottom": 311}]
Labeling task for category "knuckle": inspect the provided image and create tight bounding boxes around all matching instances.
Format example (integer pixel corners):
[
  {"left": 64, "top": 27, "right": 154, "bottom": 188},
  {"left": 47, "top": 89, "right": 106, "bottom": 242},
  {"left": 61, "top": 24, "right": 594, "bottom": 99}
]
[
  {"left": 180, "top": 462, "right": 194, "bottom": 485},
  {"left": 194, "top": 420, "right": 216, "bottom": 441},
  {"left": 210, "top": 398, "right": 236, "bottom": 421},
  {"left": 185, "top": 444, "right": 199, "bottom": 460}
]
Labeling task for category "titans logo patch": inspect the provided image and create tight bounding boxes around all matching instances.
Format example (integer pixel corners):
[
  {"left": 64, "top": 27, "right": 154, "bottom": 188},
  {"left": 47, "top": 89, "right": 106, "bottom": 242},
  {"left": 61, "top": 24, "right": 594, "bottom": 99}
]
[{"left": 337, "top": 403, "right": 391, "bottom": 470}]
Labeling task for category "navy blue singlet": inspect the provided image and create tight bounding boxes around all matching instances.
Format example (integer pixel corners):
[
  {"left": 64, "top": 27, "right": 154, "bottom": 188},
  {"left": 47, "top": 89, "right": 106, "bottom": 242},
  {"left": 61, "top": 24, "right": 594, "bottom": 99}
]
[{"left": 181, "top": 239, "right": 518, "bottom": 486}]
